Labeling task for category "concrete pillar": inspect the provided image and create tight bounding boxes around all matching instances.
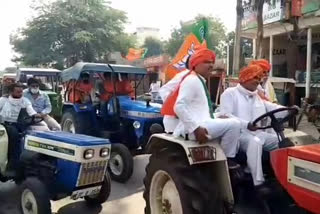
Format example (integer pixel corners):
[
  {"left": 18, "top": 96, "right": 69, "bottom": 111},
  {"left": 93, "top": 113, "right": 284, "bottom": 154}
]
[
  {"left": 306, "top": 28, "right": 312, "bottom": 98},
  {"left": 253, "top": 38, "right": 257, "bottom": 59},
  {"left": 269, "top": 35, "right": 274, "bottom": 77},
  {"left": 227, "top": 45, "right": 230, "bottom": 76}
]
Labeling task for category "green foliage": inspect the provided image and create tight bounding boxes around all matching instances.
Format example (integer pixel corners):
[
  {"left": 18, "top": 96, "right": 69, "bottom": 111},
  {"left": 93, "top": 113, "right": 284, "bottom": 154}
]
[
  {"left": 10, "top": 0, "right": 135, "bottom": 68},
  {"left": 165, "top": 15, "right": 228, "bottom": 57},
  {"left": 142, "top": 37, "right": 164, "bottom": 58}
]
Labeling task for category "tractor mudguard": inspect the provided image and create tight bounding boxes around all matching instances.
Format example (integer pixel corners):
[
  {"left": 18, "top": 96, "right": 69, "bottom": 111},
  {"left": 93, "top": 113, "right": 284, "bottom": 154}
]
[{"left": 146, "top": 133, "right": 234, "bottom": 205}]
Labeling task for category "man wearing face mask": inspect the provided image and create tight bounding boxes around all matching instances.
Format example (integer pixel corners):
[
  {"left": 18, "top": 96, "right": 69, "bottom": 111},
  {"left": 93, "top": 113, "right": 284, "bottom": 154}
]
[
  {"left": 23, "top": 78, "right": 61, "bottom": 131},
  {"left": 0, "top": 83, "right": 43, "bottom": 170}
]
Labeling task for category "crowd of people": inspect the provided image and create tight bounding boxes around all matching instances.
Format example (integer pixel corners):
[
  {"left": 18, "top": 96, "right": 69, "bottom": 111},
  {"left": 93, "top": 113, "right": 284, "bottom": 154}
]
[{"left": 159, "top": 46, "right": 291, "bottom": 196}]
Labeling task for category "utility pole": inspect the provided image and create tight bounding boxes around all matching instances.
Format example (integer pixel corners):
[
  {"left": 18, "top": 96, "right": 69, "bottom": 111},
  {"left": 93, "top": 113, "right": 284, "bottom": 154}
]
[{"left": 233, "top": 0, "right": 243, "bottom": 75}]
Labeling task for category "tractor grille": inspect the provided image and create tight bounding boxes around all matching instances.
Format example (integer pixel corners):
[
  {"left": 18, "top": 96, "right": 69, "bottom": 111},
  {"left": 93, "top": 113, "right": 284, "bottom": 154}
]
[{"left": 77, "top": 160, "right": 107, "bottom": 187}]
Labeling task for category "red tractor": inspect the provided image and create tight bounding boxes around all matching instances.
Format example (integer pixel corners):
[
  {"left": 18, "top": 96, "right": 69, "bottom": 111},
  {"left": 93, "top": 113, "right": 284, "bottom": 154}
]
[{"left": 143, "top": 107, "right": 320, "bottom": 214}]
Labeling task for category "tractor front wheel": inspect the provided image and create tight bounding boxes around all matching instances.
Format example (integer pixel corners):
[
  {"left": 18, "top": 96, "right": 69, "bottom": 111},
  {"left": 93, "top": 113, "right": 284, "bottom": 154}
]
[
  {"left": 143, "top": 148, "right": 225, "bottom": 214},
  {"left": 19, "top": 177, "right": 51, "bottom": 214},
  {"left": 107, "top": 143, "right": 134, "bottom": 183},
  {"left": 85, "top": 173, "right": 111, "bottom": 206}
]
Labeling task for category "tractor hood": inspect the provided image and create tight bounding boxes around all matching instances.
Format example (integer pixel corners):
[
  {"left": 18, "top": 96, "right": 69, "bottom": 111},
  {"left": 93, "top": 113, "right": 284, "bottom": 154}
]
[{"left": 118, "top": 96, "right": 162, "bottom": 119}]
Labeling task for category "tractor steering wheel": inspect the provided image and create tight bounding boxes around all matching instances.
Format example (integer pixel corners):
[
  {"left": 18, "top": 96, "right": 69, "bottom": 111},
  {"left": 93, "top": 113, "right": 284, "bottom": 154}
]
[
  {"left": 252, "top": 107, "right": 299, "bottom": 142},
  {"left": 23, "top": 115, "right": 44, "bottom": 127}
]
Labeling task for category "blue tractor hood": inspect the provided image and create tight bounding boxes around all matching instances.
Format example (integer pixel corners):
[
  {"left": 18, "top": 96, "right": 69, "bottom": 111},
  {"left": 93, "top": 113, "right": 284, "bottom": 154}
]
[
  {"left": 118, "top": 96, "right": 162, "bottom": 120},
  {"left": 28, "top": 131, "right": 110, "bottom": 147}
]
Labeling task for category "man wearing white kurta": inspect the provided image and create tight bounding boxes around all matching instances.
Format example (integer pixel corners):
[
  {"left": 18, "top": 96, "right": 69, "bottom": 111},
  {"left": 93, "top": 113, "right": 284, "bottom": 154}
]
[
  {"left": 159, "top": 69, "right": 189, "bottom": 133},
  {"left": 166, "top": 48, "right": 241, "bottom": 161},
  {"left": 250, "top": 59, "right": 278, "bottom": 103},
  {"left": 220, "top": 65, "right": 287, "bottom": 193}
]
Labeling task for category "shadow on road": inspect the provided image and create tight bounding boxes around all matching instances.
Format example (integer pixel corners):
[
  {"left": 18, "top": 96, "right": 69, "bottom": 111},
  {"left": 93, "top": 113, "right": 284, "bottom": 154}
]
[
  {"left": 0, "top": 182, "right": 20, "bottom": 214},
  {"left": 55, "top": 201, "right": 102, "bottom": 214},
  {"left": 108, "top": 155, "right": 148, "bottom": 202}
]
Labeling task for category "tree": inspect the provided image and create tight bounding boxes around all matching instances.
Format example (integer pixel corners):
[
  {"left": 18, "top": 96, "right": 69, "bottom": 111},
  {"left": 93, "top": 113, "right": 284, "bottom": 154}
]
[
  {"left": 245, "top": 0, "right": 271, "bottom": 58},
  {"left": 142, "top": 37, "right": 164, "bottom": 58},
  {"left": 254, "top": 0, "right": 266, "bottom": 58},
  {"left": 165, "top": 15, "right": 227, "bottom": 57},
  {"left": 10, "top": 0, "right": 136, "bottom": 68}
]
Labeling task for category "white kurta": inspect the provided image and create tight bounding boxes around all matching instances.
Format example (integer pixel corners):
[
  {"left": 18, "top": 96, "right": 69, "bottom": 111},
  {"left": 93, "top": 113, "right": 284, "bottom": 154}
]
[
  {"left": 257, "top": 79, "right": 277, "bottom": 103},
  {"left": 159, "top": 70, "right": 190, "bottom": 133},
  {"left": 173, "top": 74, "right": 241, "bottom": 158},
  {"left": 220, "top": 84, "right": 286, "bottom": 185},
  {"left": 0, "top": 96, "right": 49, "bottom": 131},
  {"left": 0, "top": 96, "right": 36, "bottom": 123}
]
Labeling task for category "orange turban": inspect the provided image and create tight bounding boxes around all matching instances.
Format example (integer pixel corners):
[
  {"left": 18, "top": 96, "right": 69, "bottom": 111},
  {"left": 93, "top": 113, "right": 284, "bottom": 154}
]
[
  {"left": 189, "top": 48, "right": 216, "bottom": 70},
  {"left": 250, "top": 59, "right": 271, "bottom": 72},
  {"left": 239, "top": 65, "right": 264, "bottom": 83}
]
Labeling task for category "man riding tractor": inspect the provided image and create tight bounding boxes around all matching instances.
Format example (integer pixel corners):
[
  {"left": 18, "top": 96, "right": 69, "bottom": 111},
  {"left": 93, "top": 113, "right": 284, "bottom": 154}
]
[
  {"left": 0, "top": 83, "right": 44, "bottom": 172},
  {"left": 23, "top": 78, "right": 61, "bottom": 131},
  {"left": 143, "top": 50, "right": 319, "bottom": 213},
  {"left": 0, "top": 83, "right": 112, "bottom": 214},
  {"left": 220, "top": 64, "right": 293, "bottom": 196},
  {"left": 61, "top": 63, "right": 163, "bottom": 183}
]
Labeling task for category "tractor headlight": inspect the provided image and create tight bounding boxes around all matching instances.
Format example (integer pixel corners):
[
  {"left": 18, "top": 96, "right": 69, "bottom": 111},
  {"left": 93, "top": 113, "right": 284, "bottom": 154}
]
[
  {"left": 84, "top": 149, "right": 94, "bottom": 159},
  {"left": 100, "top": 148, "right": 110, "bottom": 157},
  {"left": 133, "top": 121, "right": 141, "bottom": 129}
]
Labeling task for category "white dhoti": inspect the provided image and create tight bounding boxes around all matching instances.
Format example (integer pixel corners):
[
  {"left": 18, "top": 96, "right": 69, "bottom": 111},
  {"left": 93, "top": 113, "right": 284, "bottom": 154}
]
[
  {"left": 239, "top": 131, "right": 279, "bottom": 185},
  {"left": 188, "top": 118, "right": 242, "bottom": 158}
]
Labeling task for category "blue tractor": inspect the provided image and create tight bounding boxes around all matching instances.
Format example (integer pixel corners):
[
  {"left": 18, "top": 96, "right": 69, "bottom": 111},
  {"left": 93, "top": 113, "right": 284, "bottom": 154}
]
[
  {"left": 0, "top": 111, "right": 112, "bottom": 214},
  {"left": 60, "top": 62, "right": 163, "bottom": 183}
]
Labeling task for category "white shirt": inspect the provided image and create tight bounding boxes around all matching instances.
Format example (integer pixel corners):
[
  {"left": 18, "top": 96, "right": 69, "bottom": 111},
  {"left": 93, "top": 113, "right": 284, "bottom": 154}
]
[
  {"left": 173, "top": 74, "right": 210, "bottom": 137},
  {"left": 150, "top": 82, "right": 160, "bottom": 93},
  {"left": 219, "top": 84, "right": 286, "bottom": 131},
  {"left": 159, "top": 70, "right": 190, "bottom": 133},
  {"left": 0, "top": 96, "right": 37, "bottom": 123}
]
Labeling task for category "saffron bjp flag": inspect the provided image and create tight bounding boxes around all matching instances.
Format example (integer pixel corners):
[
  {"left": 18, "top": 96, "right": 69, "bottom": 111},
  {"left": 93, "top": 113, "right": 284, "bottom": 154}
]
[
  {"left": 164, "top": 18, "right": 209, "bottom": 82},
  {"left": 126, "top": 48, "right": 148, "bottom": 61}
]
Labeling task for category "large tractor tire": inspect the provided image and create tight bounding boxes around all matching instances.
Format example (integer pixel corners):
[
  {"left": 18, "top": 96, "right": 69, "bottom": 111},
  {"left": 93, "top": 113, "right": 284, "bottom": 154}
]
[
  {"left": 61, "top": 109, "right": 93, "bottom": 135},
  {"left": 85, "top": 173, "right": 111, "bottom": 206},
  {"left": 107, "top": 143, "right": 134, "bottom": 183},
  {"left": 143, "top": 148, "right": 226, "bottom": 214},
  {"left": 19, "top": 177, "right": 51, "bottom": 214}
]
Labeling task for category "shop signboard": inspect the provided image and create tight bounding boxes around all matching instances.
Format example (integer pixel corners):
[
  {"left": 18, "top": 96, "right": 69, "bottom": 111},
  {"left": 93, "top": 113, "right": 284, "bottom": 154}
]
[
  {"left": 242, "top": 1, "right": 284, "bottom": 30},
  {"left": 302, "top": 0, "right": 320, "bottom": 14},
  {"left": 263, "top": 0, "right": 284, "bottom": 24},
  {"left": 242, "top": 5, "right": 257, "bottom": 30}
]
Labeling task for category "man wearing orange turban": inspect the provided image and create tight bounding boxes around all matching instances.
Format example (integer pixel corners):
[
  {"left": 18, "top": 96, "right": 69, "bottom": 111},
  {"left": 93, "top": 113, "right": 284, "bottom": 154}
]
[
  {"left": 160, "top": 48, "right": 242, "bottom": 173},
  {"left": 250, "top": 59, "right": 278, "bottom": 103},
  {"left": 219, "top": 64, "right": 288, "bottom": 195}
]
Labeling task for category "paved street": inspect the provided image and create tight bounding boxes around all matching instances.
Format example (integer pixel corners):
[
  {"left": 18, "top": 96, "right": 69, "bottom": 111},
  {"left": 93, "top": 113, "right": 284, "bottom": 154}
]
[{"left": 0, "top": 155, "right": 148, "bottom": 214}]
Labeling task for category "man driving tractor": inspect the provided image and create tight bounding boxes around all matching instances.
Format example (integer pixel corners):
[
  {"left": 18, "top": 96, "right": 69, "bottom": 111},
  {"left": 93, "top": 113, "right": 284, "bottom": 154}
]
[
  {"left": 219, "top": 64, "right": 291, "bottom": 196},
  {"left": 0, "top": 83, "right": 43, "bottom": 170},
  {"left": 23, "top": 78, "right": 61, "bottom": 131},
  {"left": 161, "top": 47, "right": 242, "bottom": 167},
  {"left": 68, "top": 72, "right": 93, "bottom": 103}
]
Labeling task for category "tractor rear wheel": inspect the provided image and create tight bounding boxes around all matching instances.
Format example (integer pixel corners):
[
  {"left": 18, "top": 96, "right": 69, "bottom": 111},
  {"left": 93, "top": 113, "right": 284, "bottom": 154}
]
[
  {"left": 143, "top": 148, "right": 225, "bottom": 214},
  {"left": 19, "top": 177, "right": 51, "bottom": 214},
  {"left": 107, "top": 143, "right": 133, "bottom": 183}
]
